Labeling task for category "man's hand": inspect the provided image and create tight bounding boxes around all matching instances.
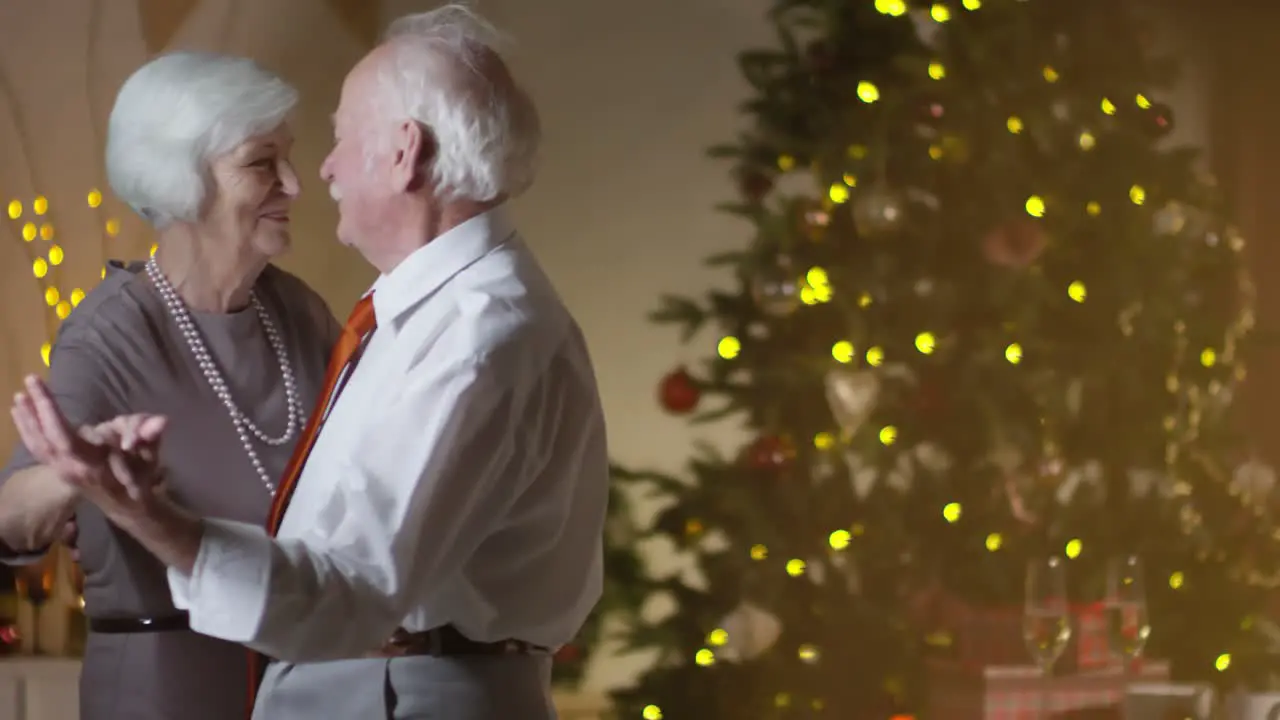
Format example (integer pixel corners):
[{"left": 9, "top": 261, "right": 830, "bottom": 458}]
[{"left": 11, "top": 375, "right": 167, "bottom": 523}]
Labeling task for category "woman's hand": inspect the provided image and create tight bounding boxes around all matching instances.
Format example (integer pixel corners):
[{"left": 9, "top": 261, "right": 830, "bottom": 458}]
[{"left": 11, "top": 375, "right": 168, "bottom": 524}]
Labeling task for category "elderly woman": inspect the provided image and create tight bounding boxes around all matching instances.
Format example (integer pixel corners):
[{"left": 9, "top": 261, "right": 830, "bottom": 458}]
[{"left": 0, "top": 53, "right": 338, "bottom": 720}]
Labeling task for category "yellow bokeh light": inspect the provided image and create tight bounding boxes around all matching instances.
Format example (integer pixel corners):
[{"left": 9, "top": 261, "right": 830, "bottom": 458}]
[
  {"left": 32, "top": 258, "right": 48, "bottom": 278},
  {"left": 785, "top": 558, "right": 807, "bottom": 577},
  {"left": 857, "top": 292, "right": 872, "bottom": 308},
  {"left": 874, "top": 0, "right": 907, "bottom": 16},
  {"left": 70, "top": 288, "right": 86, "bottom": 307},
  {"left": 963, "top": 0, "right": 980, "bottom": 8},
  {"left": 1065, "top": 538, "right": 1083, "bottom": 558},
  {"left": 6, "top": 200, "right": 20, "bottom": 219},
  {"left": 1129, "top": 185, "right": 1146, "bottom": 205},
  {"left": 717, "top": 336, "right": 741, "bottom": 360},
  {"left": 1079, "top": 131, "right": 1096, "bottom": 150},
  {"left": 915, "top": 331, "right": 936, "bottom": 354},
  {"left": 1007, "top": 116, "right": 1023, "bottom": 134},
  {"left": 928, "top": 61, "right": 945, "bottom": 80},
  {"left": 857, "top": 81, "right": 880, "bottom": 103},
  {"left": 832, "top": 340, "right": 855, "bottom": 363},
  {"left": 48, "top": 245, "right": 64, "bottom": 266},
  {"left": 1068, "top": 281, "right": 1087, "bottom": 302},
  {"left": 87, "top": 189, "right": 103, "bottom": 208},
  {"left": 807, "top": 267, "right": 828, "bottom": 288},
  {"left": 150, "top": 243, "right": 159, "bottom": 257},
  {"left": 928, "top": 144, "right": 943, "bottom": 160},
  {"left": 829, "top": 529, "right": 851, "bottom": 550},
  {"left": 695, "top": 648, "right": 715, "bottom": 666},
  {"left": 879, "top": 425, "right": 897, "bottom": 445},
  {"left": 930, "top": 3, "right": 951, "bottom": 22},
  {"left": 797, "top": 644, "right": 819, "bottom": 662},
  {"left": 1005, "top": 343, "right": 1023, "bottom": 364},
  {"left": 40, "top": 223, "right": 54, "bottom": 241},
  {"left": 100, "top": 267, "right": 107, "bottom": 280},
  {"left": 842, "top": 173, "right": 857, "bottom": 187},
  {"left": 1086, "top": 201, "right": 1101, "bottom": 216},
  {"left": 44, "top": 287, "right": 59, "bottom": 306},
  {"left": 986, "top": 533, "right": 1003, "bottom": 551},
  {"left": 55, "top": 301, "right": 71, "bottom": 320},
  {"left": 642, "top": 705, "right": 664, "bottom": 720},
  {"left": 1025, "top": 195, "right": 1046, "bottom": 217},
  {"left": 708, "top": 628, "right": 729, "bottom": 646},
  {"left": 777, "top": 154, "right": 795, "bottom": 172},
  {"left": 1200, "top": 348, "right": 1217, "bottom": 367},
  {"left": 813, "top": 432, "right": 835, "bottom": 450},
  {"left": 750, "top": 544, "right": 768, "bottom": 561},
  {"left": 828, "top": 183, "right": 850, "bottom": 204},
  {"left": 1042, "top": 66, "right": 1059, "bottom": 83},
  {"left": 865, "top": 346, "right": 884, "bottom": 366},
  {"left": 1215, "top": 654, "right": 1231, "bottom": 672},
  {"left": 943, "top": 502, "right": 962, "bottom": 523},
  {"left": 22, "top": 222, "right": 37, "bottom": 242},
  {"left": 40, "top": 342, "right": 52, "bottom": 367},
  {"left": 1101, "top": 97, "right": 1116, "bottom": 115},
  {"left": 105, "top": 218, "right": 121, "bottom": 236},
  {"left": 33, "top": 196, "right": 48, "bottom": 215},
  {"left": 1169, "top": 571, "right": 1185, "bottom": 590},
  {"left": 1136, "top": 94, "right": 1151, "bottom": 109}
]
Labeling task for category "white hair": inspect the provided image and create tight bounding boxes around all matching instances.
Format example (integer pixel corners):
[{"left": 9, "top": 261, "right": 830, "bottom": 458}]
[
  {"left": 378, "top": 4, "right": 541, "bottom": 202},
  {"left": 105, "top": 52, "right": 299, "bottom": 227}
]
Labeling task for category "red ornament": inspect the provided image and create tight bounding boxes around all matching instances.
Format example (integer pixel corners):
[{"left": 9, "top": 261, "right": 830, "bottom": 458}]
[
  {"left": 553, "top": 644, "right": 581, "bottom": 663},
  {"left": 659, "top": 366, "right": 701, "bottom": 414},
  {"left": 745, "top": 434, "right": 795, "bottom": 469}
]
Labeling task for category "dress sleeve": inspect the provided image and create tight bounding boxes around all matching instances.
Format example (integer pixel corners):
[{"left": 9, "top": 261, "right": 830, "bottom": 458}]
[{"left": 0, "top": 337, "right": 124, "bottom": 560}]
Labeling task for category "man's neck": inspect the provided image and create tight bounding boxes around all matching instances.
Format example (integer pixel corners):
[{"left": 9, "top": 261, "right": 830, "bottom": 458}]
[
  {"left": 152, "top": 227, "right": 268, "bottom": 313},
  {"left": 371, "top": 197, "right": 502, "bottom": 274}
]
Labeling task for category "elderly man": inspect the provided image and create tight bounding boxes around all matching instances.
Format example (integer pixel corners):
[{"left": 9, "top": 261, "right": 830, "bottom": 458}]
[{"left": 11, "top": 5, "right": 608, "bottom": 719}]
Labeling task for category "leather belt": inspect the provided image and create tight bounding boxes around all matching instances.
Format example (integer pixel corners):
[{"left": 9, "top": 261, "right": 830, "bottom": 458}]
[
  {"left": 89, "top": 612, "right": 190, "bottom": 634},
  {"left": 365, "top": 624, "right": 549, "bottom": 659}
]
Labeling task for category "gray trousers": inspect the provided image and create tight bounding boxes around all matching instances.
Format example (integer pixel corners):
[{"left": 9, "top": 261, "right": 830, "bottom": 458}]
[{"left": 253, "top": 654, "right": 557, "bottom": 719}]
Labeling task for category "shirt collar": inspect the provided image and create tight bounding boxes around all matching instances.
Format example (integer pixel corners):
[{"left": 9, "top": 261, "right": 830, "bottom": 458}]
[{"left": 368, "top": 206, "right": 516, "bottom": 332}]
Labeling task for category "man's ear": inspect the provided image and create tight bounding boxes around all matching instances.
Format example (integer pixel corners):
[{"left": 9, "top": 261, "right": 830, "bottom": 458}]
[{"left": 392, "top": 120, "right": 434, "bottom": 192}]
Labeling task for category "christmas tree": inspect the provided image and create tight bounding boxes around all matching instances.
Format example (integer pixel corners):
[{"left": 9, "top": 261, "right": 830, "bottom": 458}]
[{"left": 609, "top": 0, "right": 1267, "bottom": 716}]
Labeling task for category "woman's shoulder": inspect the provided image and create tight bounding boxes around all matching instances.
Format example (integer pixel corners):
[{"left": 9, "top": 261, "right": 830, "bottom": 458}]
[{"left": 56, "top": 260, "right": 156, "bottom": 350}]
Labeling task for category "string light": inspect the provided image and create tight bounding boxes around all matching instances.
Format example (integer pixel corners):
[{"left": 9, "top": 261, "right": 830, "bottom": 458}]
[
  {"left": 828, "top": 529, "right": 851, "bottom": 550},
  {"left": 857, "top": 81, "right": 880, "bottom": 103},
  {"left": 6, "top": 200, "right": 19, "bottom": 219},
  {"left": 1007, "top": 116, "right": 1024, "bottom": 133},
  {"left": 785, "top": 558, "right": 807, "bottom": 576},
  {"left": 874, "top": 0, "right": 907, "bottom": 15},
  {"left": 1065, "top": 538, "right": 1082, "bottom": 558},
  {"left": 21, "top": 223, "right": 36, "bottom": 242},
  {"left": 105, "top": 218, "right": 121, "bottom": 236},
  {"left": 32, "top": 258, "right": 48, "bottom": 278},
  {"left": 962, "top": 0, "right": 980, "bottom": 8},
  {"left": 1005, "top": 343, "right": 1022, "bottom": 364},
  {"left": 70, "top": 289, "right": 85, "bottom": 307},
  {"left": 879, "top": 425, "right": 897, "bottom": 445},
  {"left": 832, "top": 340, "right": 855, "bottom": 363},
  {"left": 717, "top": 336, "right": 741, "bottom": 359},
  {"left": 930, "top": 3, "right": 951, "bottom": 22},
  {"left": 44, "top": 288, "right": 59, "bottom": 306},
  {"left": 865, "top": 346, "right": 884, "bottom": 366},
  {"left": 32, "top": 196, "right": 48, "bottom": 215},
  {"left": 39, "top": 343, "right": 51, "bottom": 367},
  {"left": 1025, "top": 195, "right": 1046, "bottom": 217},
  {"left": 914, "top": 331, "right": 936, "bottom": 354},
  {"left": 943, "top": 502, "right": 962, "bottom": 522},
  {"left": 40, "top": 223, "right": 54, "bottom": 241},
  {"left": 928, "top": 61, "right": 945, "bottom": 80},
  {"left": 48, "top": 245, "right": 64, "bottom": 266},
  {"left": 87, "top": 189, "right": 102, "bottom": 208}
]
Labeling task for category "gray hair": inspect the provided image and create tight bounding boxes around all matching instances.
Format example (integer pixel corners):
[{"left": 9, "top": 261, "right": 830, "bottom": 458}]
[
  {"left": 378, "top": 4, "right": 541, "bottom": 202},
  {"left": 105, "top": 52, "right": 299, "bottom": 227}
]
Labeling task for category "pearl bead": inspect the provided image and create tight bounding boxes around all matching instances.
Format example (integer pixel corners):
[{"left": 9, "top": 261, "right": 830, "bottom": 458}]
[{"left": 145, "top": 258, "right": 301, "bottom": 495}]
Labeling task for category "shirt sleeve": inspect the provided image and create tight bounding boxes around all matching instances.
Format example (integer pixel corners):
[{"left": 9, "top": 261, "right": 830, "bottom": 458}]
[
  {"left": 169, "top": 352, "right": 525, "bottom": 661},
  {"left": 0, "top": 339, "right": 121, "bottom": 562}
]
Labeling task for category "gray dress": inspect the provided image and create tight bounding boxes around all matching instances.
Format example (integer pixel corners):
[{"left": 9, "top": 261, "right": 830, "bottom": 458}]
[{"left": 0, "top": 261, "right": 340, "bottom": 720}]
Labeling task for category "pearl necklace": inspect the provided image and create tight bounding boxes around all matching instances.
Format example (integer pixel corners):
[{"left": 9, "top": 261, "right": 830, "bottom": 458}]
[{"left": 145, "top": 257, "right": 301, "bottom": 494}]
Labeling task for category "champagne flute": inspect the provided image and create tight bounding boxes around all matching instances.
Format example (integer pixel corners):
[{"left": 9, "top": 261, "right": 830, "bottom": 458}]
[
  {"left": 1105, "top": 554, "right": 1150, "bottom": 671},
  {"left": 1025, "top": 555, "right": 1072, "bottom": 718}
]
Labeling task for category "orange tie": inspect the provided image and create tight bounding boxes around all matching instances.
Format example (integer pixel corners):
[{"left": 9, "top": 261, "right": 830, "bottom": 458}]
[{"left": 246, "top": 293, "right": 377, "bottom": 718}]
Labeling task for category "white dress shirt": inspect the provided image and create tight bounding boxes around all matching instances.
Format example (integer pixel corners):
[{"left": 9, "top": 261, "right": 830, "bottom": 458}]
[{"left": 167, "top": 207, "right": 610, "bottom": 663}]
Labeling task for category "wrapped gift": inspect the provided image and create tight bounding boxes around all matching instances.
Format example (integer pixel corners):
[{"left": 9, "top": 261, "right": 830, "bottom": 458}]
[
  {"left": 1223, "top": 691, "right": 1280, "bottom": 720},
  {"left": 933, "top": 600, "right": 1115, "bottom": 671},
  {"left": 1124, "top": 682, "right": 1214, "bottom": 720},
  {"left": 924, "top": 658, "right": 1171, "bottom": 720}
]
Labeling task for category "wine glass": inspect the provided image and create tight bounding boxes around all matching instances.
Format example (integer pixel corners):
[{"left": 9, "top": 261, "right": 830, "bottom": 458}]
[
  {"left": 13, "top": 556, "right": 56, "bottom": 655},
  {"left": 1105, "top": 554, "right": 1150, "bottom": 672},
  {"left": 1025, "top": 555, "right": 1072, "bottom": 718}
]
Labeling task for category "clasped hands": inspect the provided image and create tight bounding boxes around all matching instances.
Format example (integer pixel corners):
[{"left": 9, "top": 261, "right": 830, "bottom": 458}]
[{"left": 11, "top": 375, "right": 170, "bottom": 524}]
